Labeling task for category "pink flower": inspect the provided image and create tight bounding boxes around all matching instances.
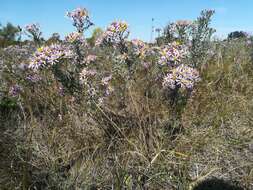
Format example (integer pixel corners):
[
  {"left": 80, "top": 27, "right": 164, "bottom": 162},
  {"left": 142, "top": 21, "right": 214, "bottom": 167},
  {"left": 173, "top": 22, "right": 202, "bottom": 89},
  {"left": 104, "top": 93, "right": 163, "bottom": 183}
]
[
  {"left": 158, "top": 42, "right": 188, "bottom": 66},
  {"left": 162, "top": 64, "right": 200, "bottom": 90},
  {"left": 9, "top": 85, "right": 22, "bottom": 97},
  {"left": 29, "top": 44, "right": 73, "bottom": 70},
  {"left": 85, "top": 55, "right": 97, "bottom": 64},
  {"left": 96, "top": 21, "right": 129, "bottom": 45}
]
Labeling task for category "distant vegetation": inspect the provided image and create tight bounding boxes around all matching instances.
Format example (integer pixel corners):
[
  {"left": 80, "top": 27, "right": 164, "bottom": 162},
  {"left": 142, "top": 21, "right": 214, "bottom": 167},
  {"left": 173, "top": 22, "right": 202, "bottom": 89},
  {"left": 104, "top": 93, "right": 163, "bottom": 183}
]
[{"left": 0, "top": 22, "right": 22, "bottom": 47}]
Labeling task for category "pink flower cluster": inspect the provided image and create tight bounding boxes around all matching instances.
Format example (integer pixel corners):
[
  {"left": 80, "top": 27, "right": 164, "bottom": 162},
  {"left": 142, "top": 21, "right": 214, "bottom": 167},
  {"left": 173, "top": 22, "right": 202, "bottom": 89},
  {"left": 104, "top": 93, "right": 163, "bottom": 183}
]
[
  {"left": 162, "top": 64, "right": 200, "bottom": 90},
  {"left": 9, "top": 84, "right": 22, "bottom": 97},
  {"left": 85, "top": 55, "right": 97, "bottom": 64},
  {"left": 96, "top": 21, "right": 129, "bottom": 45},
  {"left": 158, "top": 42, "right": 188, "bottom": 66},
  {"left": 29, "top": 44, "right": 73, "bottom": 70}
]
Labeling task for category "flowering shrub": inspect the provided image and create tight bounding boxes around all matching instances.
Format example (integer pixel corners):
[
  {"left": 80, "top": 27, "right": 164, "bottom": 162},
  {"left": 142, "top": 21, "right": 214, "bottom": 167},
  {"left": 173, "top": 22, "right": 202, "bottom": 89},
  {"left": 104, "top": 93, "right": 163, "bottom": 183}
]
[
  {"left": 162, "top": 10, "right": 216, "bottom": 67},
  {"left": 0, "top": 5, "right": 204, "bottom": 119},
  {"left": 0, "top": 7, "right": 211, "bottom": 190}
]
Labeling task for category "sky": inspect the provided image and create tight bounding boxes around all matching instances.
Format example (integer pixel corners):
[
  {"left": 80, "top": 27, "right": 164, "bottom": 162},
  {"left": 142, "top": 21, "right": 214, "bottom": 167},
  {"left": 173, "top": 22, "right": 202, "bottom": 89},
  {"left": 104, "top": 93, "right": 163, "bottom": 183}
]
[{"left": 0, "top": 0, "right": 252, "bottom": 41}]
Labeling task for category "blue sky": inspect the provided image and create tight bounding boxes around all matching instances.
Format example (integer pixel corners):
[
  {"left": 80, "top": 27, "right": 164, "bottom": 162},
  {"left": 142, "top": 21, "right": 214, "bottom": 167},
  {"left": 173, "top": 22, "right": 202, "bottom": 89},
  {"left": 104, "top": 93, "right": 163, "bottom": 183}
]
[{"left": 0, "top": 0, "right": 252, "bottom": 41}]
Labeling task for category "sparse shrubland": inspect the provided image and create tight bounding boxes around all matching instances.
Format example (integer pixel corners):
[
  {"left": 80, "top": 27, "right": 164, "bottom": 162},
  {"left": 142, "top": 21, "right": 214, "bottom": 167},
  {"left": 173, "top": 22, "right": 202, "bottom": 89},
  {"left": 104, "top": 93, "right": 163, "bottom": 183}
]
[{"left": 0, "top": 7, "right": 252, "bottom": 190}]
